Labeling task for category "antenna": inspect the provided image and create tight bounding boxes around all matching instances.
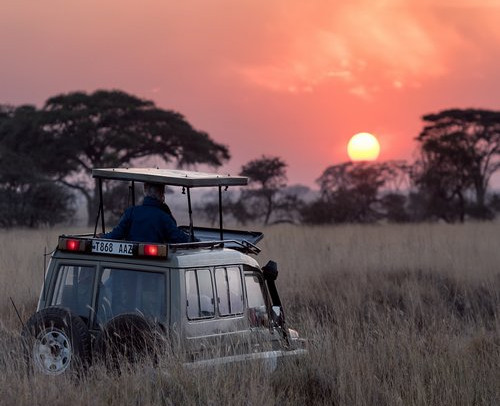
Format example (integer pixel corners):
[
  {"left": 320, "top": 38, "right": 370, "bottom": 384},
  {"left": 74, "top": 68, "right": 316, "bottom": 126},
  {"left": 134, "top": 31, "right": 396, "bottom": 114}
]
[
  {"left": 9, "top": 297, "right": 25, "bottom": 330},
  {"left": 42, "top": 246, "right": 48, "bottom": 301}
]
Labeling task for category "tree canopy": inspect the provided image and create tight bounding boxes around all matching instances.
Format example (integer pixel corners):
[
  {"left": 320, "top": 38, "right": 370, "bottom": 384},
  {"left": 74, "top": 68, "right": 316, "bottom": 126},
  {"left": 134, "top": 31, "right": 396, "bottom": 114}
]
[
  {"left": 304, "top": 161, "right": 410, "bottom": 224},
  {"left": 414, "top": 108, "right": 500, "bottom": 221},
  {"left": 237, "top": 156, "right": 290, "bottom": 225},
  {"left": 0, "top": 90, "right": 231, "bottom": 227},
  {"left": 41, "top": 90, "right": 230, "bottom": 224}
]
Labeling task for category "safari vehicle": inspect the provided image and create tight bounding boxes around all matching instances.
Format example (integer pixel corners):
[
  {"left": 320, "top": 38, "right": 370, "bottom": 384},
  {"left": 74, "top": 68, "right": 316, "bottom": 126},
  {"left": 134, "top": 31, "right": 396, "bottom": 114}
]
[{"left": 22, "top": 168, "right": 306, "bottom": 375}]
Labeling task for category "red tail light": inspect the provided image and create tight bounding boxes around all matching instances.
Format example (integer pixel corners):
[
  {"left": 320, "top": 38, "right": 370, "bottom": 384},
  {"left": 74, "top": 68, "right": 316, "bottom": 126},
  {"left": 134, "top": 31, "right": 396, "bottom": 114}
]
[
  {"left": 138, "top": 243, "right": 167, "bottom": 257},
  {"left": 143, "top": 244, "right": 158, "bottom": 256},
  {"left": 58, "top": 237, "right": 87, "bottom": 252},
  {"left": 66, "top": 239, "right": 80, "bottom": 251}
]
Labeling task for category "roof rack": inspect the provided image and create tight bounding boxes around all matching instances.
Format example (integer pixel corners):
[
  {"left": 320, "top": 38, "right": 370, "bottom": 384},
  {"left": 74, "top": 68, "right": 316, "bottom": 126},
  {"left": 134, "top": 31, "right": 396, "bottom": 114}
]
[{"left": 169, "top": 239, "right": 261, "bottom": 255}]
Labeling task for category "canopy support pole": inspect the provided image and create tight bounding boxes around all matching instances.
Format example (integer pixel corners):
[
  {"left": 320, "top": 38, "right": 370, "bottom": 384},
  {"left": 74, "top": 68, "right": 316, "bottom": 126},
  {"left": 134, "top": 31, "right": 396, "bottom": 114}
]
[
  {"left": 99, "top": 178, "right": 105, "bottom": 233},
  {"left": 187, "top": 187, "right": 195, "bottom": 241},
  {"left": 218, "top": 186, "right": 224, "bottom": 241},
  {"left": 93, "top": 178, "right": 106, "bottom": 236}
]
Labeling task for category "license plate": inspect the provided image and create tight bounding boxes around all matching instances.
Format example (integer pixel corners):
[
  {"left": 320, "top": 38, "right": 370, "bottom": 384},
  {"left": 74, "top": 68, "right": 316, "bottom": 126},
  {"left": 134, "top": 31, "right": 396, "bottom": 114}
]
[{"left": 91, "top": 240, "right": 134, "bottom": 256}]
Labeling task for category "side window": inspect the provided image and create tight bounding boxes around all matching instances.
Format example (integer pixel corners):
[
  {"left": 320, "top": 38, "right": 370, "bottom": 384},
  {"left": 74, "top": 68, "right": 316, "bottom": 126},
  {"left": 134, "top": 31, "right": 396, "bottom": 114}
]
[
  {"left": 51, "top": 265, "right": 96, "bottom": 321},
  {"left": 95, "top": 268, "right": 165, "bottom": 326},
  {"left": 245, "top": 273, "right": 269, "bottom": 327},
  {"left": 186, "top": 269, "right": 215, "bottom": 320},
  {"left": 215, "top": 267, "right": 244, "bottom": 316}
]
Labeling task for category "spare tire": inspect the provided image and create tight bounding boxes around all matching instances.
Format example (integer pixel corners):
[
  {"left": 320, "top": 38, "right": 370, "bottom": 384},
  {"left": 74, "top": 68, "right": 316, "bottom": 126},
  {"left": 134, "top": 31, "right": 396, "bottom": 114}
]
[
  {"left": 94, "top": 313, "right": 165, "bottom": 368},
  {"left": 22, "top": 307, "right": 91, "bottom": 376}
]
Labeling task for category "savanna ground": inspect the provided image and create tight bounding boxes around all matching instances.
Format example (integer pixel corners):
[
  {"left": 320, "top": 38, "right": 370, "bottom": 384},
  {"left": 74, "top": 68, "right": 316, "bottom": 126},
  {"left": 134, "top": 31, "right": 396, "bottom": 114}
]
[{"left": 0, "top": 223, "right": 499, "bottom": 405}]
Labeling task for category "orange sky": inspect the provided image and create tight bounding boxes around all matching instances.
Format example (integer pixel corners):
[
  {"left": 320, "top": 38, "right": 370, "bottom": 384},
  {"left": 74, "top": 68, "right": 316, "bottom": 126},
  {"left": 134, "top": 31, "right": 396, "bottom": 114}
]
[{"left": 1, "top": 0, "right": 500, "bottom": 186}]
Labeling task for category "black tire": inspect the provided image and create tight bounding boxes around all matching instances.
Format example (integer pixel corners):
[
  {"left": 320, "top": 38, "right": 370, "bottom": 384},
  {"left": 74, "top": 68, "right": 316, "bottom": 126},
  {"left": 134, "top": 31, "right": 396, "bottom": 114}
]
[
  {"left": 94, "top": 313, "right": 165, "bottom": 369},
  {"left": 21, "top": 307, "right": 91, "bottom": 376}
]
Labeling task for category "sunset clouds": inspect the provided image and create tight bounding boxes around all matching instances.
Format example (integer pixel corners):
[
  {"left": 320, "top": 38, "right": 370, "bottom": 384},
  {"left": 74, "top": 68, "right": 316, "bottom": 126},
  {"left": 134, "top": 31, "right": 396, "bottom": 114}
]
[{"left": 235, "top": 0, "right": 497, "bottom": 98}]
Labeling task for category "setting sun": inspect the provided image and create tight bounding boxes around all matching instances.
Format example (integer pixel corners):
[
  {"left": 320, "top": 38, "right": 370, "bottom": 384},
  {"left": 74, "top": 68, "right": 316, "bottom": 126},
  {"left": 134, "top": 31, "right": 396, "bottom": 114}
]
[{"left": 347, "top": 132, "right": 381, "bottom": 162}]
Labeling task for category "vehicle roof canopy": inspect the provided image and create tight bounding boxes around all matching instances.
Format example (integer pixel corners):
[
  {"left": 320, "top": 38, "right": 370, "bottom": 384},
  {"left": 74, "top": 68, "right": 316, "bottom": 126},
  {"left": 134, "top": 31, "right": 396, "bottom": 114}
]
[{"left": 92, "top": 167, "right": 248, "bottom": 188}]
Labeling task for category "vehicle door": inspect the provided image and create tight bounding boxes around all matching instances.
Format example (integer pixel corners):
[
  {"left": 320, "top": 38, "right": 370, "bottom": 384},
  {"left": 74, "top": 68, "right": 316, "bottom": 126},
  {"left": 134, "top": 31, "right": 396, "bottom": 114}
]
[{"left": 92, "top": 262, "right": 168, "bottom": 331}]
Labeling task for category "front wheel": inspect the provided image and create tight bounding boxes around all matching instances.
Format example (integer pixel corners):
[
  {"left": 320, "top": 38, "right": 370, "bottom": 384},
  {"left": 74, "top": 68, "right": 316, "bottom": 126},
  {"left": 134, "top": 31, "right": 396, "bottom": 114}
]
[{"left": 22, "top": 307, "right": 91, "bottom": 376}]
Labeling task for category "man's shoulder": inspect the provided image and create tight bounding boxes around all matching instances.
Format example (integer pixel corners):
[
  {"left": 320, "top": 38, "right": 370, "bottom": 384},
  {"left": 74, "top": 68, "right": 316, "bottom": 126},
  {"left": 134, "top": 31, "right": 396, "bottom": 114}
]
[
  {"left": 121, "top": 206, "right": 137, "bottom": 217},
  {"left": 136, "top": 201, "right": 174, "bottom": 220}
]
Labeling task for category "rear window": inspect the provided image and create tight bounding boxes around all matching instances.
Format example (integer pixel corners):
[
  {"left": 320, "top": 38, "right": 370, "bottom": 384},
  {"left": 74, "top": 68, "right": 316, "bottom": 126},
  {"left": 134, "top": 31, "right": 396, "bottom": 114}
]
[
  {"left": 95, "top": 268, "right": 166, "bottom": 325},
  {"left": 51, "top": 265, "right": 96, "bottom": 322}
]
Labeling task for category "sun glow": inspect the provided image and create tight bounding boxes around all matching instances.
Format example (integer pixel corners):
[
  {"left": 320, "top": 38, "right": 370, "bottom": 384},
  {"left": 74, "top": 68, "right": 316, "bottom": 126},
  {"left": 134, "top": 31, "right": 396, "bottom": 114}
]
[{"left": 347, "top": 132, "right": 381, "bottom": 161}]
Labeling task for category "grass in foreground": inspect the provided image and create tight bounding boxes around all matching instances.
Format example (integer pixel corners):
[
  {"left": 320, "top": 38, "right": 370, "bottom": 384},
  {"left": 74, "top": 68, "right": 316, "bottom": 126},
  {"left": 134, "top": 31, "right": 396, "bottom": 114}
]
[{"left": 0, "top": 223, "right": 499, "bottom": 405}]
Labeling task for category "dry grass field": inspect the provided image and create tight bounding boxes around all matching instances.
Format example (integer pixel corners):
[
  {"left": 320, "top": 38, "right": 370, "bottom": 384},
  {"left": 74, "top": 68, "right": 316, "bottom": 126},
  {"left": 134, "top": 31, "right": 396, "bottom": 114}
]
[{"left": 0, "top": 223, "right": 499, "bottom": 405}]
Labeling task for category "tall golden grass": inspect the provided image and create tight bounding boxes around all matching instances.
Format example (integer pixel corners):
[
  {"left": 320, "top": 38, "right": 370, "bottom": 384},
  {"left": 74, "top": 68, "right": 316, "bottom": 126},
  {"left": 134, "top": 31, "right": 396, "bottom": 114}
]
[{"left": 0, "top": 223, "right": 499, "bottom": 405}]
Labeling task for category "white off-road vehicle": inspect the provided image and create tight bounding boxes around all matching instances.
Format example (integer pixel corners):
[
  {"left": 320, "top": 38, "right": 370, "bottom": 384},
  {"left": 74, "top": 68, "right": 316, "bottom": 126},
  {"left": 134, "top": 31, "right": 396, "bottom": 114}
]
[{"left": 22, "top": 168, "right": 306, "bottom": 375}]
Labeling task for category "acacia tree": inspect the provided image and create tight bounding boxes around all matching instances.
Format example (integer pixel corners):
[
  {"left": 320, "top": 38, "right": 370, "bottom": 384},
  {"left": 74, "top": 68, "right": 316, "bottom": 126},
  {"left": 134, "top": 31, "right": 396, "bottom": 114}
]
[
  {"left": 305, "top": 161, "right": 410, "bottom": 224},
  {"left": 239, "top": 156, "right": 288, "bottom": 225},
  {"left": 316, "top": 162, "right": 385, "bottom": 223},
  {"left": 41, "top": 90, "right": 230, "bottom": 224},
  {"left": 414, "top": 109, "right": 500, "bottom": 220}
]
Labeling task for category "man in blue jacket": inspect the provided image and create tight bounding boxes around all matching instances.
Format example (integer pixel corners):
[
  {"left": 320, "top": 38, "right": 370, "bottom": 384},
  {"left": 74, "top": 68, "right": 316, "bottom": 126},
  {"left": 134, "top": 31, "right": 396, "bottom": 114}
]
[{"left": 101, "top": 182, "right": 191, "bottom": 243}]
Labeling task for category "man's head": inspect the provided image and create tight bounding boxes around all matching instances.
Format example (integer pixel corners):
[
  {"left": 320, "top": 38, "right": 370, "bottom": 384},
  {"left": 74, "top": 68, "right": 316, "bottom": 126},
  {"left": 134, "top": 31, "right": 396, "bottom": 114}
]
[{"left": 144, "top": 182, "right": 165, "bottom": 202}]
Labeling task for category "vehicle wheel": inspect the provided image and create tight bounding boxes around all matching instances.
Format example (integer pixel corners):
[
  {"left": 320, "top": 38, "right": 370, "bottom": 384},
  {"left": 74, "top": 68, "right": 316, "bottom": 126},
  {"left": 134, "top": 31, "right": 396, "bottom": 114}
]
[
  {"left": 94, "top": 313, "right": 165, "bottom": 368},
  {"left": 22, "top": 307, "right": 91, "bottom": 376}
]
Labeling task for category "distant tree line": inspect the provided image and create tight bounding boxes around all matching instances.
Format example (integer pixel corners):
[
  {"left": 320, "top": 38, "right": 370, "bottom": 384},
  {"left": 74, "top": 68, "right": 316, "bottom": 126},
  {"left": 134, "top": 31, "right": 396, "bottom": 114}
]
[
  {"left": 1, "top": 91, "right": 500, "bottom": 227},
  {"left": 228, "top": 109, "right": 500, "bottom": 225}
]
